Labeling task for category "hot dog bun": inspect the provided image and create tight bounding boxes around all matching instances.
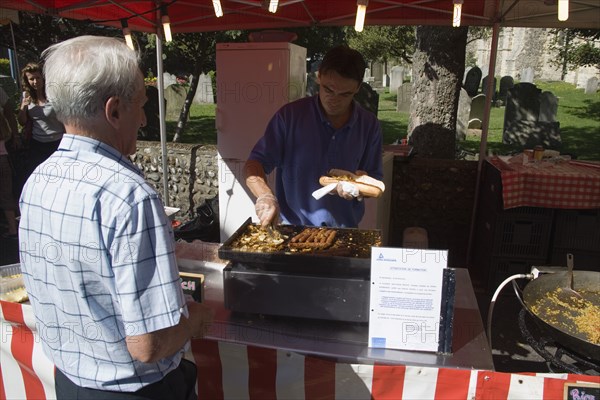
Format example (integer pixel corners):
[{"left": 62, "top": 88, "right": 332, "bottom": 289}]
[{"left": 319, "top": 169, "right": 385, "bottom": 198}]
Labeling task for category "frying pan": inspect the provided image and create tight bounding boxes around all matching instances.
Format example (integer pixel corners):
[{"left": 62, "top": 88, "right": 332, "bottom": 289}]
[{"left": 522, "top": 270, "right": 600, "bottom": 360}]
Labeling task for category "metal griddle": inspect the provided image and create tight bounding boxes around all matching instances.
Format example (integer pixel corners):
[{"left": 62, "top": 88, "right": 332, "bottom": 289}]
[{"left": 219, "top": 218, "right": 382, "bottom": 276}]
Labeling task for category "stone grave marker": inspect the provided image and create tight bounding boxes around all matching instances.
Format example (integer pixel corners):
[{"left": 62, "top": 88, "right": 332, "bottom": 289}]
[
  {"left": 503, "top": 83, "right": 561, "bottom": 148},
  {"left": 456, "top": 88, "right": 471, "bottom": 141},
  {"left": 520, "top": 67, "right": 534, "bottom": 83},
  {"left": 382, "top": 74, "right": 390, "bottom": 88},
  {"left": 371, "top": 62, "right": 383, "bottom": 87},
  {"left": 585, "top": 77, "right": 598, "bottom": 94},
  {"left": 164, "top": 84, "right": 187, "bottom": 120},
  {"left": 355, "top": 82, "right": 379, "bottom": 116},
  {"left": 396, "top": 82, "right": 412, "bottom": 113},
  {"left": 163, "top": 72, "right": 177, "bottom": 88},
  {"left": 497, "top": 76, "right": 514, "bottom": 105},
  {"left": 539, "top": 91, "right": 558, "bottom": 122},
  {"left": 463, "top": 67, "right": 472, "bottom": 86},
  {"left": 193, "top": 73, "right": 215, "bottom": 104},
  {"left": 463, "top": 66, "right": 482, "bottom": 97},
  {"left": 468, "top": 94, "right": 486, "bottom": 129},
  {"left": 481, "top": 75, "right": 497, "bottom": 100},
  {"left": 390, "top": 66, "right": 405, "bottom": 93},
  {"left": 505, "top": 83, "right": 541, "bottom": 123},
  {"left": 363, "top": 67, "right": 374, "bottom": 84}
]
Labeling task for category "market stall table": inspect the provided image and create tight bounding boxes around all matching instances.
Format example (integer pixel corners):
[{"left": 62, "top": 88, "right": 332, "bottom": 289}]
[
  {"left": 487, "top": 157, "right": 600, "bottom": 210},
  {"left": 2, "top": 259, "right": 599, "bottom": 399}
]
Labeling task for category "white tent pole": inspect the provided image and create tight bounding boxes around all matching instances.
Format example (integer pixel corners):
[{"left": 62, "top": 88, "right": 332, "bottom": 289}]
[
  {"left": 9, "top": 21, "right": 21, "bottom": 89},
  {"left": 466, "top": 21, "right": 501, "bottom": 268},
  {"left": 155, "top": 33, "right": 170, "bottom": 205}
]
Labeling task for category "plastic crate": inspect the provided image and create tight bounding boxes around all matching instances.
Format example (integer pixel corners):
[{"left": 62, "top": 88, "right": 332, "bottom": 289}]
[
  {"left": 552, "top": 209, "right": 600, "bottom": 252},
  {"left": 0, "top": 263, "right": 25, "bottom": 302},
  {"left": 492, "top": 213, "right": 553, "bottom": 259},
  {"left": 487, "top": 257, "right": 543, "bottom": 293}
]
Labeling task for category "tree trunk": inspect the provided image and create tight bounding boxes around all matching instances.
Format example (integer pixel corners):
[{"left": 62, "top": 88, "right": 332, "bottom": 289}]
[
  {"left": 408, "top": 26, "right": 468, "bottom": 159},
  {"left": 172, "top": 63, "right": 202, "bottom": 143}
]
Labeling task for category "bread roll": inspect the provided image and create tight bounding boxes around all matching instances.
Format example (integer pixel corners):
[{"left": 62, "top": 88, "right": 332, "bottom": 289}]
[{"left": 319, "top": 169, "right": 385, "bottom": 198}]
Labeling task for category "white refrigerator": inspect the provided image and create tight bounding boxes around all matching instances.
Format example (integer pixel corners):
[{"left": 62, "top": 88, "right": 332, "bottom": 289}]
[{"left": 216, "top": 42, "right": 307, "bottom": 241}]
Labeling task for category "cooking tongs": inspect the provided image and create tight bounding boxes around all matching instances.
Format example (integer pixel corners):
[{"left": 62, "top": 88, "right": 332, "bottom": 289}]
[{"left": 559, "top": 253, "right": 584, "bottom": 302}]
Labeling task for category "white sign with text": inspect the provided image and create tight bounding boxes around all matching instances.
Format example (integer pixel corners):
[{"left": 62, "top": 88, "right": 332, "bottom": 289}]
[{"left": 368, "top": 247, "right": 447, "bottom": 352}]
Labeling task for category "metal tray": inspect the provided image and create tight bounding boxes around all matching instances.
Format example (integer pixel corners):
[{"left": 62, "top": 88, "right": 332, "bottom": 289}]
[{"left": 218, "top": 218, "right": 382, "bottom": 276}]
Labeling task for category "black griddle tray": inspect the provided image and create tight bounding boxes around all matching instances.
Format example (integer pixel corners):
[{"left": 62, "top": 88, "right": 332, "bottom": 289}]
[{"left": 218, "top": 218, "right": 381, "bottom": 275}]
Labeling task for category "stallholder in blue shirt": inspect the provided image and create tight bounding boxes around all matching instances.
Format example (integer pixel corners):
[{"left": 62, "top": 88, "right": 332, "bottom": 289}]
[{"left": 244, "top": 45, "right": 383, "bottom": 229}]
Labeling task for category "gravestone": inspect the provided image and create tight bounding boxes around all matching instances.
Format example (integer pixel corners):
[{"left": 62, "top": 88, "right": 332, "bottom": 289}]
[
  {"left": 463, "top": 67, "right": 472, "bottom": 86},
  {"left": 585, "top": 77, "right": 599, "bottom": 94},
  {"left": 456, "top": 88, "right": 471, "bottom": 141},
  {"left": 481, "top": 75, "right": 497, "bottom": 100},
  {"left": 505, "top": 83, "right": 541, "bottom": 123},
  {"left": 363, "top": 67, "right": 374, "bottom": 84},
  {"left": 497, "top": 76, "right": 514, "bottom": 105},
  {"left": 355, "top": 82, "right": 379, "bottom": 116},
  {"left": 503, "top": 83, "right": 561, "bottom": 148},
  {"left": 520, "top": 67, "right": 534, "bottom": 83},
  {"left": 0, "top": 75, "right": 18, "bottom": 105},
  {"left": 463, "top": 66, "right": 482, "bottom": 97},
  {"left": 371, "top": 62, "right": 383, "bottom": 87},
  {"left": 396, "top": 82, "right": 412, "bottom": 113},
  {"left": 539, "top": 91, "right": 558, "bottom": 122},
  {"left": 193, "top": 73, "right": 215, "bottom": 104},
  {"left": 163, "top": 72, "right": 178, "bottom": 89},
  {"left": 382, "top": 74, "right": 390, "bottom": 88},
  {"left": 390, "top": 66, "right": 405, "bottom": 93},
  {"left": 164, "top": 84, "right": 187, "bottom": 120},
  {"left": 468, "top": 94, "right": 486, "bottom": 129}
]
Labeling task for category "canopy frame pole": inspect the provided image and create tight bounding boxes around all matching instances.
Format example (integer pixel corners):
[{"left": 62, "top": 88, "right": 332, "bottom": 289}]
[
  {"left": 155, "top": 32, "right": 169, "bottom": 205},
  {"left": 9, "top": 21, "right": 20, "bottom": 89},
  {"left": 466, "top": 21, "right": 501, "bottom": 268}
]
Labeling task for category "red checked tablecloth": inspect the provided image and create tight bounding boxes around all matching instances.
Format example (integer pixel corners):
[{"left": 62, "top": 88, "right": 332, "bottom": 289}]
[{"left": 488, "top": 157, "right": 600, "bottom": 210}]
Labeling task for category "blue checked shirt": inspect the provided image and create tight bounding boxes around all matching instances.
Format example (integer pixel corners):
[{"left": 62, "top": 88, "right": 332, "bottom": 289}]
[{"left": 19, "top": 134, "right": 188, "bottom": 392}]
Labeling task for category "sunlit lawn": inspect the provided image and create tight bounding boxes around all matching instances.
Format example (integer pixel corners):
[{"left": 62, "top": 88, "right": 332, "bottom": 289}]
[{"left": 169, "top": 80, "right": 599, "bottom": 161}]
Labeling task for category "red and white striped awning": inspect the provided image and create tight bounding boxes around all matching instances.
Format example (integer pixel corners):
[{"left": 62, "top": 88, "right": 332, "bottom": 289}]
[{"left": 2, "top": 301, "right": 598, "bottom": 399}]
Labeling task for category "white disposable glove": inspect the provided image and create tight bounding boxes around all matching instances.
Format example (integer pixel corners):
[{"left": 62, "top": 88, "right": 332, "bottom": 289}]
[
  {"left": 335, "top": 181, "right": 362, "bottom": 201},
  {"left": 255, "top": 193, "right": 279, "bottom": 227}
]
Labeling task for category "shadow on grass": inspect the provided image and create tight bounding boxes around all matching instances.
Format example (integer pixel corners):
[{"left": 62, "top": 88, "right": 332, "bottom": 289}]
[
  {"left": 165, "top": 116, "right": 217, "bottom": 145},
  {"left": 565, "top": 98, "right": 600, "bottom": 121},
  {"left": 380, "top": 119, "right": 409, "bottom": 144},
  {"left": 559, "top": 126, "right": 600, "bottom": 160}
]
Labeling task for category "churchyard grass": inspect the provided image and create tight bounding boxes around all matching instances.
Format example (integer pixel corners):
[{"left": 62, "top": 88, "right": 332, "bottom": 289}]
[{"left": 169, "top": 80, "right": 599, "bottom": 161}]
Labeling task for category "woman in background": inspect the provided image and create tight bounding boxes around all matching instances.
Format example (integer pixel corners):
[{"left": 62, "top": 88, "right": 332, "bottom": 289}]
[{"left": 17, "top": 62, "right": 65, "bottom": 178}]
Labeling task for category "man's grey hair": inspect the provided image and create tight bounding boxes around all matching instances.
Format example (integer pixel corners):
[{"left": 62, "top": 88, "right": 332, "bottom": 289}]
[{"left": 42, "top": 35, "right": 142, "bottom": 126}]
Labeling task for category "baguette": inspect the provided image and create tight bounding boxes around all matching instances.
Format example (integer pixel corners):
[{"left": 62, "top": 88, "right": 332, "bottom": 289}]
[{"left": 319, "top": 169, "right": 385, "bottom": 198}]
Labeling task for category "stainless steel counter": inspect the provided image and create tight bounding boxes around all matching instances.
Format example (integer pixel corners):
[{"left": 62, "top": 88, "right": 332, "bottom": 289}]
[{"left": 178, "top": 259, "right": 494, "bottom": 371}]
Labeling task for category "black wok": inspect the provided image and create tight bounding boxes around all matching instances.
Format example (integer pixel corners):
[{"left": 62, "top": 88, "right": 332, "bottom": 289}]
[{"left": 522, "top": 270, "right": 600, "bottom": 360}]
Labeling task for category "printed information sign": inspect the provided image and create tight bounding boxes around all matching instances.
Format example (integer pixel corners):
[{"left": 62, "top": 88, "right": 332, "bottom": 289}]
[{"left": 368, "top": 247, "right": 447, "bottom": 352}]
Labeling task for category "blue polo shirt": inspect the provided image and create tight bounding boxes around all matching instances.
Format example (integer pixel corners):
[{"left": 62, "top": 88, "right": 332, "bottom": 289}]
[{"left": 248, "top": 95, "right": 383, "bottom": 228}]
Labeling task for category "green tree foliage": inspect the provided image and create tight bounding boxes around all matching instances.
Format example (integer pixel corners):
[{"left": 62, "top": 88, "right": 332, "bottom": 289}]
[
  {"left": 550, "top": 29, "right": 600, "bottom": 77},
  {"left": 284, "top": 26, "right": 347, "bottom": 65},
  {"left": 345, "top": 25, "right": 415, "bottom": 64},
  {"left": 0, "top": 12, "right": 120, "bottom": 65}
]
